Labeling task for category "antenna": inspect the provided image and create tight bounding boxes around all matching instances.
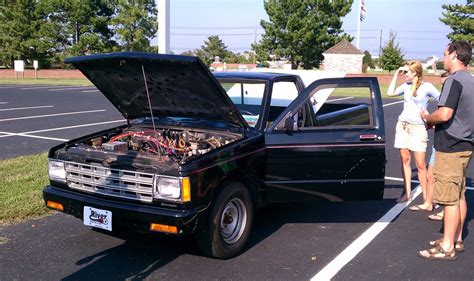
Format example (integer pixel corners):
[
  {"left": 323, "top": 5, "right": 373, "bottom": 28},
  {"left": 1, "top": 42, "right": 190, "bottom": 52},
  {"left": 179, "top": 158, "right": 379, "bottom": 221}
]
[{"left": 141, "top": 63, "right": 158, "bottom": 138}]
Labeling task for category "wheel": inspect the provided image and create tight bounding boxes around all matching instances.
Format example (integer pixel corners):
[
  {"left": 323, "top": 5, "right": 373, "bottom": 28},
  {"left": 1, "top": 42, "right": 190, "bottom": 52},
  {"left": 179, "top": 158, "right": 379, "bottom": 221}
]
[{"left": 197, "top": 182, "right": 254, "bottom": 259}]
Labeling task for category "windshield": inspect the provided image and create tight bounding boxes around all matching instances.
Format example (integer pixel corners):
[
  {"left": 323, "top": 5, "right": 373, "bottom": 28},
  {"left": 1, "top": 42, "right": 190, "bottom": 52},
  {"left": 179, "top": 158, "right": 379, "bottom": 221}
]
[{"left": 219, "top": 81, "right": 266, "bottom": 127}]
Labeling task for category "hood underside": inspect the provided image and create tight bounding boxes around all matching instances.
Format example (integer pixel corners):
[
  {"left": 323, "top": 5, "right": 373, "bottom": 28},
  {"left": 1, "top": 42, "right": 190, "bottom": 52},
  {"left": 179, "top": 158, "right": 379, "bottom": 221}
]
[{"left": 65, "top": 52, "right": 247, "bottom": 128}]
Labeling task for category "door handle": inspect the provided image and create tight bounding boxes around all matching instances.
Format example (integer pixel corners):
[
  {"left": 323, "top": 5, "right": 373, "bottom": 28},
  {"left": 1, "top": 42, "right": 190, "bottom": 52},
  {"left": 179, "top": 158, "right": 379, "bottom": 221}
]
[{"left": 359, "top": 134, "right": 379, "bottom": 140}]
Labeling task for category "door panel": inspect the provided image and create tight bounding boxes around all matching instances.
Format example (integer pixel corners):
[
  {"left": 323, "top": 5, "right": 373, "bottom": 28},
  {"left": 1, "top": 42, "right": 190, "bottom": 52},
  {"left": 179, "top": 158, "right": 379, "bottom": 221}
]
[{"left": 264, "top": 77, "right": 385, "bottom": 202}]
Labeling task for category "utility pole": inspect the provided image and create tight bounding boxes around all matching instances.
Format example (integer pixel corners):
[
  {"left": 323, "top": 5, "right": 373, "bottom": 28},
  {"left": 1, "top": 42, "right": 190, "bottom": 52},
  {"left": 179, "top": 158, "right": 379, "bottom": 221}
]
[
  {"left": 378, "top": 29, "right": 382, "bottom": 57},
  {"left": 356, "top": 0, "right": 361, "bottom": 48},
  {"left": 254, "top": 28, "right": 257, "bottom": 45},
  {"left": 253, "top": 28, "right": 257, "bottom": 63},
  {"left": 158, "top": 0, "right": 170, "bottom": 54}
]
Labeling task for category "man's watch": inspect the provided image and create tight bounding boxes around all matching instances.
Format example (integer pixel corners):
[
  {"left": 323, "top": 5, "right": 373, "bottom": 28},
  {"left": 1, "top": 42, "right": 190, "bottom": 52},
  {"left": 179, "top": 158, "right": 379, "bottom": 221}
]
[{"left": 422, "top": 113, "right": 428, "bottom": 122}]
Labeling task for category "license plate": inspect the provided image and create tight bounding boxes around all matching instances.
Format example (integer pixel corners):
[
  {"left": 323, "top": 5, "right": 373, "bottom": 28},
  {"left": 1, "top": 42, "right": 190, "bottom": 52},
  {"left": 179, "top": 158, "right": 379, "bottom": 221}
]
[{"left": 83, "top": 206, "right": 112, "bottom": 231}]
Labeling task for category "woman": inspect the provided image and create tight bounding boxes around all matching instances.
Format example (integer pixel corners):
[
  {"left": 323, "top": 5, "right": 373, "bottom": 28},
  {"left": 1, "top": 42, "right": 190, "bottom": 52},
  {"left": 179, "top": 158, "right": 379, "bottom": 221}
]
[{"left": 387, "top": 61, "right": 440, "bottom": 205}]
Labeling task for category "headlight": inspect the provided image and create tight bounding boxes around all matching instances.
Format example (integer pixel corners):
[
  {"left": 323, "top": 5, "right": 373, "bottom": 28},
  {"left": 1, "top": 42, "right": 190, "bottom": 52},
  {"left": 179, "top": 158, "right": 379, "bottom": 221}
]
[
  {"left": 154, "top": 176, "right": 191, "bottom": 202},
  {"left": 48, "top": 159, "right": 66, "bottom": 182}
]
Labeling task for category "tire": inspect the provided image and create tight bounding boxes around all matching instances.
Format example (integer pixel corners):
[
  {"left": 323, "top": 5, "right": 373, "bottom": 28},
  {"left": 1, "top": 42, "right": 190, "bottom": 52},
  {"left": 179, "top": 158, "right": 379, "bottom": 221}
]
[{"left": 197, "top": 182, "right": 254, "bottom": 259}]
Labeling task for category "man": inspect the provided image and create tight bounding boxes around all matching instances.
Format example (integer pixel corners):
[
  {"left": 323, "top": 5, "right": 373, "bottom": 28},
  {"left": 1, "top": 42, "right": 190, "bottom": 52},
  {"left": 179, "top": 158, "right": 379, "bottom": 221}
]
[{"left": 418, "top": 40, "right": 473, "bottom": 260}]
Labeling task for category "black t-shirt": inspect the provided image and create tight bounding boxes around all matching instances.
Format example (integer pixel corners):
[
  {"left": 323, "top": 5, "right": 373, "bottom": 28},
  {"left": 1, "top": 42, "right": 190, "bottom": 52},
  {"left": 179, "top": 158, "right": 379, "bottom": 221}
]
[{"left": 434, "top": 70, "right": 474, "bottom": 152}]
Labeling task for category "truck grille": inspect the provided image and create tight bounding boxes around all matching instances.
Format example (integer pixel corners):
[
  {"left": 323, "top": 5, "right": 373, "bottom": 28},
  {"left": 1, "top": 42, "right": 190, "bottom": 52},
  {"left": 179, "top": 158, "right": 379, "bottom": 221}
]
[{"left": 65, "top": 162, "right": 154, "bottom": 203}]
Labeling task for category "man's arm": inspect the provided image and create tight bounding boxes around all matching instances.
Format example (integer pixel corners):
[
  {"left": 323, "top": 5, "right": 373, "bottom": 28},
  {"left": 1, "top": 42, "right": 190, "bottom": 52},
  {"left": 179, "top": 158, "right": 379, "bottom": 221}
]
[{"left": 421, "top": 107, "right": 454, "bottom": 125}]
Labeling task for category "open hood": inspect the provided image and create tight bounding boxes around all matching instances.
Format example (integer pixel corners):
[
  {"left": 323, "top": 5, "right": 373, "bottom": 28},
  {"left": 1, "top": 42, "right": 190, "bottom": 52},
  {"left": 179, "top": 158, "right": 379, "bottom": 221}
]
[{"left": 65, "top": 52, "right": 248, "bottom": 128}]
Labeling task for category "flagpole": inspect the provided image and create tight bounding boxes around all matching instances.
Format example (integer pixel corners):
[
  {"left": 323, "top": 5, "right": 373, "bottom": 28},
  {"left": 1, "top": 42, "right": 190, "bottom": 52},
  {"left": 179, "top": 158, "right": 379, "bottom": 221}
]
[{"left": 356, "top": 0, "right": 361, "bottom": 49}]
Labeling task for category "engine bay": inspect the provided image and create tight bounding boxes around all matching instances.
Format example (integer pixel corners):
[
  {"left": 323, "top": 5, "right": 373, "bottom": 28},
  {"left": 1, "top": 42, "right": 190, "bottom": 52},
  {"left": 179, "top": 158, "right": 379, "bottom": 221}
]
[{"left": 64, "top": 127, "right": 241, "bottom": 165}]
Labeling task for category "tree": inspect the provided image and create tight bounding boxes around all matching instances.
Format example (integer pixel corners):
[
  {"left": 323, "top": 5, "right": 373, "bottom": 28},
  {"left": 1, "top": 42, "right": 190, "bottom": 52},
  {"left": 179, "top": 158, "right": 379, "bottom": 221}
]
[
  {"left": 252, "top": 41, "right": 274, "bottom": 65},
  {"left": 111, "top": 1, "right": 157, "bottom": 52},
  {"left": 222, "top": 51, "right": 255, "bottom": 64},
  {"left": 0, "top": 0, "right": 49, "bottom": 68},
  {"left": 200, "top": 35, "right": 228, "bottom": 65},
  {"left": 36, "top": 0, "right": 116, "bottom": 57},
  {"left": 363, "top": 51, "right": 375, "bottom": 68},
  {"left": 252, "top": 0, "right": 353, "bottom": 69},
  {"left": 181, "top": 48, "right": 254, "bottom": 65},
  {"left": 180, "top": 49, "right": 209, "bottom": 65},
  {"left": 379, "top": 32, "right": 404, "bottom": 73},
  {"left": 440, "top": 1, "right": 473, "bottom": 44}
]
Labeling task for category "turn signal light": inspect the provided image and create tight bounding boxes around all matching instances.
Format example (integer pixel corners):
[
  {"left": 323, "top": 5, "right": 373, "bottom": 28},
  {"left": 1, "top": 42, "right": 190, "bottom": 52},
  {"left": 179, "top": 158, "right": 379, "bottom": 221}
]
[
  {"left": 181, "top": 177, "right": 191, "bottom": 202},
  {"left": 150, "top": 223, "right": 178, "bottom": 234},
  {"left": 47, "top": 201, "right": 64, "bottom": 211}
]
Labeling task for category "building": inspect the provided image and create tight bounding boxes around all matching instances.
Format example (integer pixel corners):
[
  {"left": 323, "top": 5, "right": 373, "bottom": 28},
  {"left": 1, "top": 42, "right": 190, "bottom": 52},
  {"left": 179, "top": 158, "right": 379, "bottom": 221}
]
[{"left": 322, "top": 40, "right": 364, "bottom": 74}]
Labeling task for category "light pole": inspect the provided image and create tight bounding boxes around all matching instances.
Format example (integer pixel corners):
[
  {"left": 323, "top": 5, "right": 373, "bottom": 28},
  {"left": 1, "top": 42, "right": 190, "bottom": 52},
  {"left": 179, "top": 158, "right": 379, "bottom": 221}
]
[{"left": 158, "top": 0, "right": 170, "bottom": 54}]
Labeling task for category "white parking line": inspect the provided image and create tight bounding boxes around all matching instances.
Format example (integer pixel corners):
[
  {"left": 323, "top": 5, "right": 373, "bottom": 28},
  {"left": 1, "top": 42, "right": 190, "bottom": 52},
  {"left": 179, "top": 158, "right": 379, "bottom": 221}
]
[
  {"left": 312, "top": 175, "right": 473, "bottom": 280},
  {"left": 0, "top": 109, "right": 105, "bottom": 122},
  {"left": 384, "top": 176, "right": 416, "bottom": 182},
  {"left": 312, "top": 180, "right": 422, "bottom": 281},
  {"left": 0, "top": 105, "right": 53, "bottom": 112},
  {"left": 48, "top": 87, "right": 92, "bottom": 91},
  {"left": 383, "top": 100, "right": 404, "bottom": 107},
  {"left": 20, "top": 85, "right": 75, "bottom": 90},
  {"left": 0, "top": 119, "right": 125, "bottom": 141},
  {"left": 0, "top": 102, "right": 8, "bottom": 105},
  {"left": 82, "top": 89, "right": 99, "bottom": 93},
  {"left": 0, "top": 131, "right": 68, "bottom": 142},
  {"left": 23, "top": 119, "right": 125, "bottom": 134},
  {"left": 21, "top": 135, "right": 69, "bottom": 141},
  {"left": 327, "top": 97, "right": 354, "bottom": 102}
]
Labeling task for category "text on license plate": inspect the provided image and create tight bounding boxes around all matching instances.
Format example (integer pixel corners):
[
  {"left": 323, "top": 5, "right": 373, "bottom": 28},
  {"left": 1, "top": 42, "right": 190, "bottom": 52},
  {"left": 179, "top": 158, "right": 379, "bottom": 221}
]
[{"left": 83, "top": 206, "right": 112, "bottom": 231}]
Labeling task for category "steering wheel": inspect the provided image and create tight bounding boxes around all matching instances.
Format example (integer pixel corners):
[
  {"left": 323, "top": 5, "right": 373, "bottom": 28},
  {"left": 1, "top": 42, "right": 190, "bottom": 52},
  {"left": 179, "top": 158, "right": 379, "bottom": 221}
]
[{"left": 240, "top": 110, "right": 255, "bottom": 116}]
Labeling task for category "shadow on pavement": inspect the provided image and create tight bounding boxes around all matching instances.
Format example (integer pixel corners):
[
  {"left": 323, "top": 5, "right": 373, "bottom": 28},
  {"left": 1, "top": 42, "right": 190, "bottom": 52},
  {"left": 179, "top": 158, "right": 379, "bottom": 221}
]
[{"left": 63, "top": 230, "right": 199, "bottom": 280}]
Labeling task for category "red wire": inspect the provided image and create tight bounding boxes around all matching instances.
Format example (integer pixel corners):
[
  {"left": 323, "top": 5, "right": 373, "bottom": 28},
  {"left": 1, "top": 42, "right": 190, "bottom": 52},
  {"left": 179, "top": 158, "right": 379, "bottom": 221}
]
[{"left": 109, "top": 131, "right": 190, "bottom": 152}]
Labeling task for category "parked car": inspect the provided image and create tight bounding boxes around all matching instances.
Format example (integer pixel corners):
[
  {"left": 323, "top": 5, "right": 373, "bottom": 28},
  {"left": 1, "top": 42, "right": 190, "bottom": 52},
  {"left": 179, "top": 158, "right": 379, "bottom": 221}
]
[{"left": 43, "top": 52, "right": 386, "bottom": 259}]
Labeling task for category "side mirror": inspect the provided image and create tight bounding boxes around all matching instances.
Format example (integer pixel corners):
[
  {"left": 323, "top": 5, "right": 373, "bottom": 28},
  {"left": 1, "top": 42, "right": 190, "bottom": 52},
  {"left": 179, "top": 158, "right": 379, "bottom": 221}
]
[{"left": 284, "top": 116, "right": 295, "bottom": 133}]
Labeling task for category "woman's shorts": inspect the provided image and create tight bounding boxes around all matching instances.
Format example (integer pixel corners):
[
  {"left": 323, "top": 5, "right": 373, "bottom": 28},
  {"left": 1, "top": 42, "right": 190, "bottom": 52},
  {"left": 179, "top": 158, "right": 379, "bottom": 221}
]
[{"left": 394, "top": 121, "right": 428, "bottom": 152}]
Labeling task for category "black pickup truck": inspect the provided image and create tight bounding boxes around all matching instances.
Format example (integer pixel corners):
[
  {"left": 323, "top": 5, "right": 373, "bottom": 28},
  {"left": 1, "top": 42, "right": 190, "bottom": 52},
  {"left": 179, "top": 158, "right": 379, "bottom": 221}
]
[{"left": 43, "top": 52, "right": 385, "bottom": 259}]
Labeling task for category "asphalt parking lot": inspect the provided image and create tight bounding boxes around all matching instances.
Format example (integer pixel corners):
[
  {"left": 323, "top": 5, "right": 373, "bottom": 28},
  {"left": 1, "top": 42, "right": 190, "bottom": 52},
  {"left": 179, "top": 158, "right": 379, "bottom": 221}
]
[{"left": 0, "top": 84, "right": 473, "bottom": 280}]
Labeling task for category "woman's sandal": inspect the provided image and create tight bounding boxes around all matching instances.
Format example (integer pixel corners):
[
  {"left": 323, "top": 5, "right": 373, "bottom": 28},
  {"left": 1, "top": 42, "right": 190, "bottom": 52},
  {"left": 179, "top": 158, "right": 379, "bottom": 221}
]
[
  {"left": 418, "top": 244, "right": 457, "bottom": 260},
  {"left": 428, "top": 212, "right": 444, "bottom": 221},
  {"left": 409, "top": 204, "right": 433, "bottom": 212},
  {"left": 429, "top": 239, "right": 464, "bottom": 252}
]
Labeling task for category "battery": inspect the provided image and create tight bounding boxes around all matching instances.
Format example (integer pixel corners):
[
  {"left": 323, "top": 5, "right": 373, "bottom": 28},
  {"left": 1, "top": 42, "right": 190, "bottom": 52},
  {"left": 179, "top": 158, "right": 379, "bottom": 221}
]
[{"left": 102, "top": 141, "right": 128, "bottom": 152}]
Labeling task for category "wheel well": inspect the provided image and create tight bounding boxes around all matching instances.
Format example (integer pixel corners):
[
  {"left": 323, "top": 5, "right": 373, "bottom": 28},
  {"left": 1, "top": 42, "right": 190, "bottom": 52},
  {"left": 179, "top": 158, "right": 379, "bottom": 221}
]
[{"left": 215, "top": 173, "right": 259, "bottom": 209}]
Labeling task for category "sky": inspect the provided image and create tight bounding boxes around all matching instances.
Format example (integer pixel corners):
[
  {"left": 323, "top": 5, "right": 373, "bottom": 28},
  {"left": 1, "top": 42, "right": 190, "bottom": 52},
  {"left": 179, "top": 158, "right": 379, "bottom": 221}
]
[{"left": 154, "top": 0, "right": 465, "bottom": 60}]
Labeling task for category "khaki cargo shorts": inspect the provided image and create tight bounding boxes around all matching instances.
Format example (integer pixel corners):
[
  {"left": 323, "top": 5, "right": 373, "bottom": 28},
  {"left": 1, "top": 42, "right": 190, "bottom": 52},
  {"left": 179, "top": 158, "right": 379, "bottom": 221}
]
[
  {"left": 394, "top": 121, "right": 428, "bottom": 152},
  {"left": 433, "top": 150, "right": 473, "bottom": 206}
]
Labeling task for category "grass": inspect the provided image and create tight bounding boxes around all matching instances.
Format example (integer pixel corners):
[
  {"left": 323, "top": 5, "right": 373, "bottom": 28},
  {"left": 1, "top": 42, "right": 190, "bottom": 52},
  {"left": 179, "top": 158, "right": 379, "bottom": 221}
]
[
  {"left": 331, "top": 84, "right": 397, "bottom": 99},
  {"left": 332, "top": 82, "right": 444, "bottom": 99},
  {"left": 0, "top": 78, "right": 92, "bottom": 86},
  {"left": 0, "top": 153, "right": 51, "bottom": 224}
]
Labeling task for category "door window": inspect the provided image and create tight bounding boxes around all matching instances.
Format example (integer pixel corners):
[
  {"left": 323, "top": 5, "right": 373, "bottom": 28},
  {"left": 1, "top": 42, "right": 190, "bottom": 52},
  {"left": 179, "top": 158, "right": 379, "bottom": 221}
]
[
  {"left": 276, "top": 83, "right": 375, "bottom": 130},
  {"left": 220, "top": 82, "right": 266, "bottom": 127},
  {"left": 267, "top": 81, "right": 299, "bottom": 127}
]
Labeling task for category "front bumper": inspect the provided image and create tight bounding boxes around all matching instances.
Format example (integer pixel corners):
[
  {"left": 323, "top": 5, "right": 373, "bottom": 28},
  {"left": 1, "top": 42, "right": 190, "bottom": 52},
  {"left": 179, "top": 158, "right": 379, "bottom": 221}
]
[{"left": 43, "top": 185, "right": 205, "bottom": 235}]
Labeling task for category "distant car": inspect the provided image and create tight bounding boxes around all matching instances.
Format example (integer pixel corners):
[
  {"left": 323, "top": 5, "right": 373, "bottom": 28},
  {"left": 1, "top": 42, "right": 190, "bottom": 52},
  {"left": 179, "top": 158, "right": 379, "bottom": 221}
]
[{"left": 44, "top": 52, "right": 386, "bottom": 259}]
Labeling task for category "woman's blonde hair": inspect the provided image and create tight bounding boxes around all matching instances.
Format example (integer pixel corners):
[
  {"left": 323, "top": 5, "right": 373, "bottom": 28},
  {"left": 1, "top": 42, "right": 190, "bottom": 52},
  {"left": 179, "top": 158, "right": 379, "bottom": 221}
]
[{"left": 406, "top": 60, "right": 423, "bottom": 97}]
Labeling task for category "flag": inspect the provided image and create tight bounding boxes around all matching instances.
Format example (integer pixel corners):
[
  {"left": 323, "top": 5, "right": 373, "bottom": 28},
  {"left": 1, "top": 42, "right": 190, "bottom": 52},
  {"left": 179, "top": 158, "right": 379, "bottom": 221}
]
[{"left": 360, "top": 0, "right": 366, "bottom": 22}]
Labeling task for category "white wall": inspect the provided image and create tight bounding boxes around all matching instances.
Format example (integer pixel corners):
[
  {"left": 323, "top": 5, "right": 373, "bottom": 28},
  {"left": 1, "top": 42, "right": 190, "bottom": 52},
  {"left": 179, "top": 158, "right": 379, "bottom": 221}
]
[{"left": 323, "top": 54, "right": 364, "bottom": 74}]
